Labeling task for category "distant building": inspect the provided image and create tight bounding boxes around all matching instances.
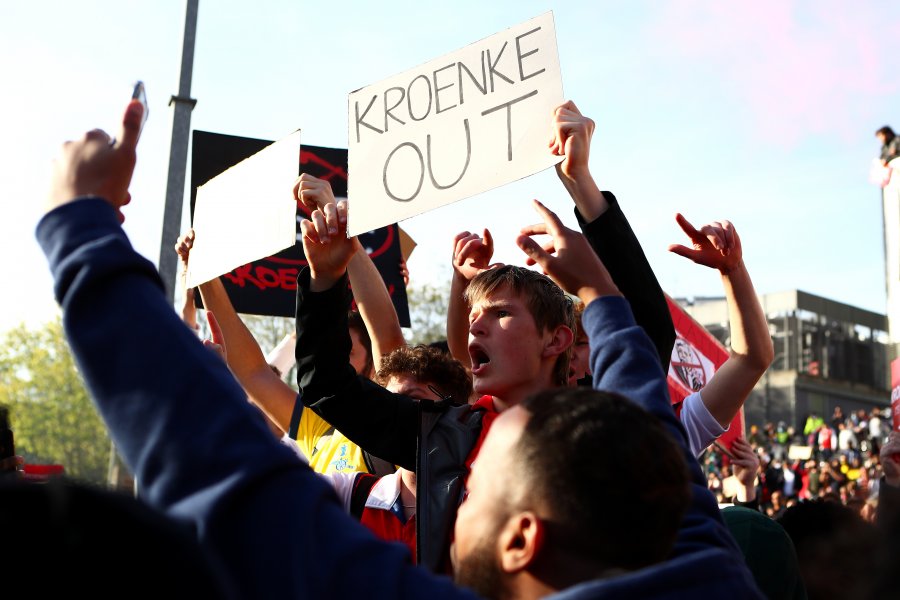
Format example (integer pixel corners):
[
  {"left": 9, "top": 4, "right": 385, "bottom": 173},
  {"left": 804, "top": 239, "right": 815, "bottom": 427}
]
[{"left": 678, "top": 290, "right": 890, "bottom": 428}]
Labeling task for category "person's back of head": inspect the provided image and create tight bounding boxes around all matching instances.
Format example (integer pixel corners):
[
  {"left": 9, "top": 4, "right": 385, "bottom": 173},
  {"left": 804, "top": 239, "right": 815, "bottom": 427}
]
[
  {"left": 0, "top": 478, "right": 230, "bottom": 597},
  {"left": 778, "top": 499, "right": 877, "bottom": 600},
  {"left": 722, "top": 506, "right": 806, "bottom": 600},
  {"left": 452, "top": 387, "right": 691, "bottom": 599},
  {"left": 517, "top": 388, "right": 691, "bottom": 571}
]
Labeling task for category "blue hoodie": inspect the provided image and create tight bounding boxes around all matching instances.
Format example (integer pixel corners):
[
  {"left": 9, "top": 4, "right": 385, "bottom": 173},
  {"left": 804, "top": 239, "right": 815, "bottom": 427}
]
[{"left": 37, "top": 198, "right": 761, "bottom": 599}]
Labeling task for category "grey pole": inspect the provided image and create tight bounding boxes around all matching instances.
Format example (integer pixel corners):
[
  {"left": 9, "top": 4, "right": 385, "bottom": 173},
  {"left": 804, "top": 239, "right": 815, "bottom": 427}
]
[{"left": 158, "top": 0, "right": 199, "bottom": 301}]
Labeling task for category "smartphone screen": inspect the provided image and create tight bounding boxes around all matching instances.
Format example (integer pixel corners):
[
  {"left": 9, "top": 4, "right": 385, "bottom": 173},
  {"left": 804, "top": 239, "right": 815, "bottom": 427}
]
[{"left": 132, "top": 81, "right": 149, "bottom": 136}]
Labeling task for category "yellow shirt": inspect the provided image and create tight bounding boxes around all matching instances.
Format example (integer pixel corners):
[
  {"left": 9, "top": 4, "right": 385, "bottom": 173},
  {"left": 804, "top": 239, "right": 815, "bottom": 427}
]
[{"left": 293, "top": 407, "right": 369, "bottom": 475}]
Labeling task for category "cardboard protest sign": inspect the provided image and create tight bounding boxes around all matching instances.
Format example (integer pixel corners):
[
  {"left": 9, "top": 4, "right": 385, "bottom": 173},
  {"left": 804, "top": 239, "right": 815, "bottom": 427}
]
[
  {"left": 787, "top": 445, "right": 813, "bottom": 461},
  {"left": 190, "top": 131, "right": 411, "bottom": 326},
  {"left": 347, "top": 11, "right": 564, "bottom": 236},
  {"left": 187, "top": 131, "right": 300, "bottom": 289},
  {"left": 666, "top": 295, "right": 745, "bottom": 446},
  {"left": 398, "top": 227, "right": 417, "bottom": 261}
]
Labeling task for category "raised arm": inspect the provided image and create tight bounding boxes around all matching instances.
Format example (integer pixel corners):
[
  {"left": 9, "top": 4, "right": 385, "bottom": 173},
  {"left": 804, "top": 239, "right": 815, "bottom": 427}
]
[
  {"left": 175, "top": 230, "right": 297, "bottom": 432},
  {"left": 294, "top": 173, "right": 405, "bottom": 371},
  {"left": 38, "top": 101, "right": 471, "bottom": 599},
  {"left": 551, "top": 101, "right": 609, "bottom": 222},
  {"left": 669, "top": 215, "right": 774, "bottom": 429},
  {"left": 294, "top": 201, "right": 419, "bottom": 470},
  {"left": 180, "top": 288, "right": 200, "bottom": 332},
  {"left": 447, "top": 229, "right": 497, "bottom": 368},
  {"left": 517, "top": 199, "right": 620, "bottom": 307},
  {"left": 551, "top": 101, "right": 675, "bottom": 368},
  {"left": 518, "top": 200, "right": 747, "bottom": 565},
  {"left": 347, "top": 243, "right": 405, "bottom": 369},
  {"left": 730, "top": 436, "right": 761, "bottom": 507}
]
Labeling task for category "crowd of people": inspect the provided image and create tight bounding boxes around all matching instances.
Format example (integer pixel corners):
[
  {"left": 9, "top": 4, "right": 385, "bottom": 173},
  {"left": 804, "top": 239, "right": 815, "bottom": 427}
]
[
  {"left": 3, "top": 93, "right": 899, "bottom": 600},
  {"left": 701, "top": 413, "right": 900, "bottom": 600},
  {"left": 705, "top": 407, "right": 894, "bottom": 517}
]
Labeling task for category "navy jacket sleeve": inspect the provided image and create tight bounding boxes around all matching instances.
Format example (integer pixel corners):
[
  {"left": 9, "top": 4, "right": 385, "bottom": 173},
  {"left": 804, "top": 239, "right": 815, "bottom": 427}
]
[
  {"left": 36, "top": 198, "right": 473, "bottom": 599},
  {"left": 583, "top": 296, "right": 745, "bottom": 562},
  {"left": 295, "top": 267, "right": 419, "bottom": 471},
  {"left": 577, "top": 192, "right": 675, "bottom": 370}
]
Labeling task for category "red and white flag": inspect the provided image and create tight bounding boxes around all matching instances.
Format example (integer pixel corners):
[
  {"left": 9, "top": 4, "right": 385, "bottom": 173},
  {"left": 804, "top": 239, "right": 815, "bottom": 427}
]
[{"left": 666, "top": 295, "right": 745, "bottom": 446}]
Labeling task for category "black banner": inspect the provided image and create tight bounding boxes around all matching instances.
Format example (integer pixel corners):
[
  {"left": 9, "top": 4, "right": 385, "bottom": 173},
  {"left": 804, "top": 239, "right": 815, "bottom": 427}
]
[{"left": 190, "top": 131, "right": 410, "bottom": 326}]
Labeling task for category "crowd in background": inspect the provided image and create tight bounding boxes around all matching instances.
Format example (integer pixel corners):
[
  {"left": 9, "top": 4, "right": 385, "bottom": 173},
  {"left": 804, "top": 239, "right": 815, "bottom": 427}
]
[{"left": 706, "top": 407, "right": 892, "bottom": 520}]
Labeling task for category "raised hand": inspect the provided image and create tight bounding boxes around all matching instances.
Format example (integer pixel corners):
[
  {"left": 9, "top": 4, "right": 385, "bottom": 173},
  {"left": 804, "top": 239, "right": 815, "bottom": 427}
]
[
  {"left": 202, "top": 310, "right": 226, "bottom": 363},
  {"left": 547, "top": 100, "right": 607, "bottom": 222},
  {"left": 516, "top": 199, "right": 620, "bottom": 305},
  {"left": 730, "top": 437, "right": 760, "bottom": 498},
  {"left": 301, "top": 200, "right": 358, "bottom": 292},
  {"left": 174, "top": 229, "right": 199, "bottom": 329},
  {"left": 174, "top": 229, "right": 195, "bottom": 270},
  {"left": 294, "top": 174, "right": 346, "bottom": 242},
  {"left": 294, "top": 173, "right": 338, "bottom": 211},
  {"left": 668, "top": 214, "right": 743, "bottom": 274},
  {"left": 47, "top": 99, "right": 144, "bottom": 223},
  {"left": 550, "top": 100, "right": 594, "bottom": 181},
  {"left": 452, "top": 229, "right": 499, "bottom": 282}
]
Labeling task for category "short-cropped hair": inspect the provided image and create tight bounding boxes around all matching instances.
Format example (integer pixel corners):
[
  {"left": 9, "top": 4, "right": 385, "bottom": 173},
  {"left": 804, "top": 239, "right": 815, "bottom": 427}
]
[
  {"left": 465, "top": 265, "right": 575, "bottom": 386},
  {"left": 517, "top": 388, "right": 691, "bottom": 571}
]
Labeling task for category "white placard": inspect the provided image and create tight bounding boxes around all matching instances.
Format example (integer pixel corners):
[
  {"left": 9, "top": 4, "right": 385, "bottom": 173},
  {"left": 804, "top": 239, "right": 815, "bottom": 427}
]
[
  {"left": 186, "top": 130, "right": 301, "bottom": 288},
  {"left": 347, "top": 12, "right": 564, "bottom": 236}
]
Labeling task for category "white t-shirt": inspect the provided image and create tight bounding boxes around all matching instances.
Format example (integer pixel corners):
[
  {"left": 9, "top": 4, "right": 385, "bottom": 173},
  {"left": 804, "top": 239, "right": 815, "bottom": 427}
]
[
  {"left": 680, "top": 391, "right": 727, "bottom": 458},
  {"left": 838, "top": 428, "right": 858, "bottom": 451},
  {"left": 870, "top": 416, "right": 883, "bottom": 440}
]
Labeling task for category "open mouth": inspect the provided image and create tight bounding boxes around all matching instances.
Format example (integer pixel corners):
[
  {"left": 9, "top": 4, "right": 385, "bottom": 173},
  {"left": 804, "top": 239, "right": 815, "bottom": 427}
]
[{"left": 469, "top": 344, "right": 491, "bottom": 374}]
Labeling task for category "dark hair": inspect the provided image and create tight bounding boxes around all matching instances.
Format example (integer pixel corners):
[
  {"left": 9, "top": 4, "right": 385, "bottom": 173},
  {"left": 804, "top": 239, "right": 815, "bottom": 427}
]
[
  {"left": 427, "top": 339, "right": 451, "bottom": 355},
  {"left": 516, "top": 388, "right": 690, "bottom": 571},
  {"left": 876, "top": 126, "right": 896, "bottom": 141},
  {"left": 347, "top": 310, "right": 373, "bottom": 376},
  {"left": 778, "top": 500, "right": 877, "bottom": 599},
  {"left": 466, "top": 265, "right": 575, "bottom": 386},
  {"left": 0, "top": 479, "right": 228, "bottom": 596},
  {"left": 377, "top": 344, "right": 473, "bottom": 405}
]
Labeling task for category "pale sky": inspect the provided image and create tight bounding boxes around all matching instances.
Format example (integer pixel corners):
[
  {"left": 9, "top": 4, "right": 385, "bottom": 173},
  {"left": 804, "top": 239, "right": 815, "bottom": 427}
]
[{"left": 2, "top": 0, "right": 898, "bottom": 336}]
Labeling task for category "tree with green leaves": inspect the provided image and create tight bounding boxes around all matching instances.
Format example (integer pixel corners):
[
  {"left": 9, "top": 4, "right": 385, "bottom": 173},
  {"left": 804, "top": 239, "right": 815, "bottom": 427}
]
[
  {"left": 406, "top": 281, "right": 451, "bottom": 346},
  {"left": 0, "top": 318, "right": 110, "bottom": 484}
]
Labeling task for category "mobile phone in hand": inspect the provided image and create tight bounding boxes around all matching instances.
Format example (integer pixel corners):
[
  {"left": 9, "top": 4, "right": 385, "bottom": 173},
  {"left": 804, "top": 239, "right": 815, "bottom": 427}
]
[
  {"left": 132, "top": 81, "right": 149, "bottom": 137},
  {"left": 713, "top": 440, "right": 735, "bottom": 460}
]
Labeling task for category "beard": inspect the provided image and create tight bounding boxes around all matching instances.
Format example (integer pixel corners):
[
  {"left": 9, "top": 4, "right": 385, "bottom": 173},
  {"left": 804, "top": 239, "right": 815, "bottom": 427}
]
[{"left": 453, "top": 535, "right": 505, "bottom": 600}]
